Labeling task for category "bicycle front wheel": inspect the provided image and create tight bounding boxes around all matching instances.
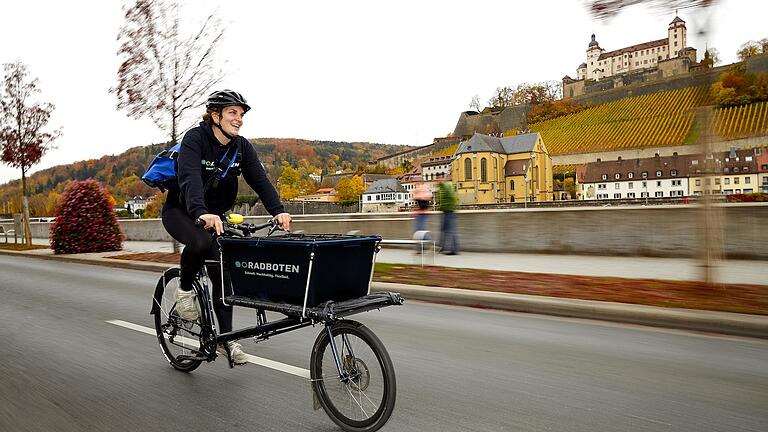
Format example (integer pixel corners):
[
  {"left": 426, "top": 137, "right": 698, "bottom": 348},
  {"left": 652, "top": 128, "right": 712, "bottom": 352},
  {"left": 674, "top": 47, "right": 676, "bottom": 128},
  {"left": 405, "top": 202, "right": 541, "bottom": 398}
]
[
  {"left": 310, "top": 320, "right": 396, "bottom": 432},
  {"left": 152, "top": 268, "right": 205, "bottom": 372}
]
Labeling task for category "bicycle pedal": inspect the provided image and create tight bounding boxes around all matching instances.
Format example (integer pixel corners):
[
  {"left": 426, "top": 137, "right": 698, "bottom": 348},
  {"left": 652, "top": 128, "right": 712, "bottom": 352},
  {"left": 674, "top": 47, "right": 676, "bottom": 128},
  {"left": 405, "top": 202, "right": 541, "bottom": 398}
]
[{"left": 177, "top": 354, "right": 207, "bottom": 361}]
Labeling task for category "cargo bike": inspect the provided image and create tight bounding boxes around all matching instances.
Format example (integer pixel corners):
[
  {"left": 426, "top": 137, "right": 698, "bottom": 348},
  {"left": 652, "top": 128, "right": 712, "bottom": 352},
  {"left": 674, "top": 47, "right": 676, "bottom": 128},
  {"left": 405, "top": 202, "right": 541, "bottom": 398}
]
[{"left": 150, "top": 215, "right": 403, "bottom": 432}]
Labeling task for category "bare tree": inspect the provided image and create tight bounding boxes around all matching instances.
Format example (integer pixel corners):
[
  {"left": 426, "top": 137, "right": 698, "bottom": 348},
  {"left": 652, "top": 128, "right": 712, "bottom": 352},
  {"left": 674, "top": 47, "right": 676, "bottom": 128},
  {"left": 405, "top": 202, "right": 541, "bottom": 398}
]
[
  {"left": 469, "top": 95, "right": 483, "bottom": 112},
  {"left": 702, "top": 47, "right": 720, "bottom": 67},
  {"left": 587, "top": 0, "right": 716, "bottom": 20},
  {"left": 112, "top": 0, "right": 225, "bottom": 145},
  {"left": 0, "top": 62, "right": 61, "bottom": 245},
  {"left": 488, "top": 86, "right": 515, "bottom": 108}
]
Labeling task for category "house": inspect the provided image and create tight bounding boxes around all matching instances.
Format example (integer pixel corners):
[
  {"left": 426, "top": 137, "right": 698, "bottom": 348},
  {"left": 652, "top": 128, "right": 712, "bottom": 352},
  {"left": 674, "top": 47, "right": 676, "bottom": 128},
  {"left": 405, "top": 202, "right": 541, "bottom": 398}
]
[
  {"left": 125, "top": 196, "right": 148, "bottom": 216},
  {"left": 580, "top": 154, "right": 694, "bottom": 200},
  {"left": 451, "top": 132, "right": 553, "bottom": 204},
  {"left": 361, "top": 179, "right": 409, "bottom": 213}
]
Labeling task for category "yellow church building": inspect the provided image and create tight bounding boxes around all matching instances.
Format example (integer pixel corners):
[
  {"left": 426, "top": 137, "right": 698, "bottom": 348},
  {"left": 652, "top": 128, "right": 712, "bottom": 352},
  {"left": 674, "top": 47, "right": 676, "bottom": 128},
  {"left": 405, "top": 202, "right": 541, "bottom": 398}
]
[{"left": 451, "top": 132, "right": 553, "bottom": 204}]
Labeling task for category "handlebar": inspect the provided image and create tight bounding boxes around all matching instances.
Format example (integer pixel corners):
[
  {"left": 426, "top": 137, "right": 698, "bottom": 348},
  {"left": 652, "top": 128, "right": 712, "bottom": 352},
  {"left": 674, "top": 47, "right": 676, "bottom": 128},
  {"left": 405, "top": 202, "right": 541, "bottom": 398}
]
[{"left": 194, "top": 216, "right": 284, "bottom": 238}]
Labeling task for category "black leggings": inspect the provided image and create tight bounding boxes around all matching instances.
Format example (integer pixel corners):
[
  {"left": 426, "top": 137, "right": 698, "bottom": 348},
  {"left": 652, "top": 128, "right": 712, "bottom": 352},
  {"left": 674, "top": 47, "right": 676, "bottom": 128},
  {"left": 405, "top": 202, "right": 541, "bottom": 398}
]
[{"left": 162, "top": 205, "right": 234, "bottom": 333}]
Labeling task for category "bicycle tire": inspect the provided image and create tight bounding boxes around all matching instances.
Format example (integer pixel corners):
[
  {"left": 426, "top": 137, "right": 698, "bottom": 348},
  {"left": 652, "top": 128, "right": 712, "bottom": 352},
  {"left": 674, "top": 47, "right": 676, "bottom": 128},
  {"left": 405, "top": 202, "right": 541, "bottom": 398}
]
[
  {"left": 152, "top": 268, "right": 205, "bottom": 372},
  {"left": 310, "top": 320, "right": 396, "bottom": 432}
]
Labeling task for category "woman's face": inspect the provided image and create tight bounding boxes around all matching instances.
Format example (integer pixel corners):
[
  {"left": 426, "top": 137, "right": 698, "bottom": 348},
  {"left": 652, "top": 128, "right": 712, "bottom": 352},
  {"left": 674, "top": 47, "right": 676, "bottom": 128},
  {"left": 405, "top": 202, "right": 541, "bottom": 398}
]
[{"left": 214, "top": 105, "right": 246, "bottom": 137}]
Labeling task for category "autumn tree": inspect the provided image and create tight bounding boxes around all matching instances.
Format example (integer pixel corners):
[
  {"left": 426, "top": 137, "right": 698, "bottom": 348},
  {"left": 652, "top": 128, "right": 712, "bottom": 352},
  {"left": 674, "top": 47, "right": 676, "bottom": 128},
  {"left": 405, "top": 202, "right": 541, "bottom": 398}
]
[
  {"left": 0, "top": 62, "right": 61, "bottom": 245},
  {"left": 143, "top": 191, "right": 165, "bottom": 218},
  {"left": 737, "top": 40, "right": 762, "bottom": 61},
  {"left": 278, "top": 163, "right": 301, "bottom": 200},
  {"left": 335, "top": 175, "right": 365, "bottom": 205},
  {"left": 112, "top": 0, "right": 225, "bottom": 145}
]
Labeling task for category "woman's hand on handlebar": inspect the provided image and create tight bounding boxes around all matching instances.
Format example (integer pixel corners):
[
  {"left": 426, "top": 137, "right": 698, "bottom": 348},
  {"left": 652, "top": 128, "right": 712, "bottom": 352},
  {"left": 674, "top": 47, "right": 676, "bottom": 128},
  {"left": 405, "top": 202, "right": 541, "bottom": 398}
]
[
  {"left": 197, "top": 213, "right": 224, "bottom": 235},
  {"left": 274, "top": 212, "right": 292, "bottom": 231}
]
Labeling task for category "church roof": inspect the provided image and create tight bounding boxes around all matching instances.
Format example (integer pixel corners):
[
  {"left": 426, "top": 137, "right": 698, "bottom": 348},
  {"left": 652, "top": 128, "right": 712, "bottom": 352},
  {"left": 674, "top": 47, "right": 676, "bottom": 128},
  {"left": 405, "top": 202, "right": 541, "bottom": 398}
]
[
  {"left": 670, "top": 16, "right": 685, "bottom": 24},
  {"left": 598, "top": 37, "right": 668, "bottom": 60},
  {"left": 578, "top": 62, "right": 587, "bottom": 69},
  {"left": 588, "top": 34, "right": 599, "bottom": 48},
  {"left": 455, "top": 133, "right": 539, "bottom": 156}
]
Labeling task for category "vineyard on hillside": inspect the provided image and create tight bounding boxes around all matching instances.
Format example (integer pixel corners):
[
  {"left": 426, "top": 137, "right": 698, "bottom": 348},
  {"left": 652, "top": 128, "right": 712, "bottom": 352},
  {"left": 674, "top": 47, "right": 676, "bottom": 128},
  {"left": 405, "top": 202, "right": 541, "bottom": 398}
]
[
  {"left": 713, "top": 101, "right": 768, "bottom": 139},
  {"left": 529, "top": 87, "right": 712, "bottom": 155}
]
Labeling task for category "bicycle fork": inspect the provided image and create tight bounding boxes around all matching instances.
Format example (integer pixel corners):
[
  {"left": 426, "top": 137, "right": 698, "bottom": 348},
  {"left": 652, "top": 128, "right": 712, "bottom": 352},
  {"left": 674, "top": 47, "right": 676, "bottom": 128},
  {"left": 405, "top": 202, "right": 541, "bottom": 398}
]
[{"left": 325, "top": 325, "right": 356, "bottom": 384}]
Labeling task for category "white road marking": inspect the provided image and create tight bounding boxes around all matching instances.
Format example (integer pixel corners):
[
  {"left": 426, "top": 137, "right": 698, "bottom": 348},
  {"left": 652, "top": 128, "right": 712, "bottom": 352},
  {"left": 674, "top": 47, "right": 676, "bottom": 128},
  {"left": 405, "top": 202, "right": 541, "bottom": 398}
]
[{"left": 106, "top": 320, "right": 310, "bottom": 379}]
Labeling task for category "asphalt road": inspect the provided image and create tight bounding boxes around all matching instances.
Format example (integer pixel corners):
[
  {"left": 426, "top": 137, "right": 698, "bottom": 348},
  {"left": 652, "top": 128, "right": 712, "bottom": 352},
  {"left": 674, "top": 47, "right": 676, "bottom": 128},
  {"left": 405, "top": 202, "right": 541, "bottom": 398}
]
[{"left": 1, "top": 255, "right": 766, "bottom": 432}]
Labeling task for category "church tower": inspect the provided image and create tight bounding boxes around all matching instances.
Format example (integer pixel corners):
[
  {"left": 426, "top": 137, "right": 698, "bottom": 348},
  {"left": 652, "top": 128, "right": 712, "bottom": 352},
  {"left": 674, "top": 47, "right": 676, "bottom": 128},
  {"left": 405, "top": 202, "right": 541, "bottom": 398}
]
[{"left": 667, "top": 15, "right": 686, "bottom": 58}]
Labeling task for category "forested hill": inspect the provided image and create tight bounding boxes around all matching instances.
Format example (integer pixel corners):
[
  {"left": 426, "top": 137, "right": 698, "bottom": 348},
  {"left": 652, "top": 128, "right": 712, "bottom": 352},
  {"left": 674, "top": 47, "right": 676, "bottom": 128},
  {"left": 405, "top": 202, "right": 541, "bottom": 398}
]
[{"left": 0, "top": 138, "right": 414, "bottom": 216}]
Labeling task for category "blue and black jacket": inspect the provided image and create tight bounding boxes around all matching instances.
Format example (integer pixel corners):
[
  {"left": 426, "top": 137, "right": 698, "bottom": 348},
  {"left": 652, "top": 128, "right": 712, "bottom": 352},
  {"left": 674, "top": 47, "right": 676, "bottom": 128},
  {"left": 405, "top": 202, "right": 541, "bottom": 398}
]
[{"left": 165, "top": 121, "right": 284, "bottom": 219}]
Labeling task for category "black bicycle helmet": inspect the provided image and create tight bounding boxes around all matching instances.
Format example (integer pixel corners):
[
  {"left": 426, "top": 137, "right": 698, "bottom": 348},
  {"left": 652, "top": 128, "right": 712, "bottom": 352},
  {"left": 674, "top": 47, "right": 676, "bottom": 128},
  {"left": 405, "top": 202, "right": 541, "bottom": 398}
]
[{"left": 206, "top": 89, "right": 251, "bottom": 113}]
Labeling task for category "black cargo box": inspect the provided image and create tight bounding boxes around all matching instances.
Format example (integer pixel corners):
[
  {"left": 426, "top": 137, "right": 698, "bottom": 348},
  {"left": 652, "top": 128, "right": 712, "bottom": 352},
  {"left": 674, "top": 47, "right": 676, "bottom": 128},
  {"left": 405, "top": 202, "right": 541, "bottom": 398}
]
[{"left": 219, "top": 234, "right": 381, "bottom": 315}]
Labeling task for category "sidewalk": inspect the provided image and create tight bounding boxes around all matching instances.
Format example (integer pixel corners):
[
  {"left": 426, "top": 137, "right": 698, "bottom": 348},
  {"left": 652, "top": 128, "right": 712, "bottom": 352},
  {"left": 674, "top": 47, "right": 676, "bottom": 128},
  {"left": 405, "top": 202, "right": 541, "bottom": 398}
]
[
  {"left": 59, "top": 238, "right": 766, "bottom": 286},
  {"left": 9, "top": 239, "right": 767, "bottom": 339}
]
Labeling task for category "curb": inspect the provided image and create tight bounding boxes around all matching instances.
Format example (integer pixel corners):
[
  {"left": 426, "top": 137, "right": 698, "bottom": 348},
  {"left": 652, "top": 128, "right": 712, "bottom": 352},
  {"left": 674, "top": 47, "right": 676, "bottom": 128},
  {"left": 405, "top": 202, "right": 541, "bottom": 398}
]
[
  {"left": 2, "top": 248, "right": 767, "bottom": 339},
  {"left": 372, "top": 282, "right": 768, "bottom": 339}
]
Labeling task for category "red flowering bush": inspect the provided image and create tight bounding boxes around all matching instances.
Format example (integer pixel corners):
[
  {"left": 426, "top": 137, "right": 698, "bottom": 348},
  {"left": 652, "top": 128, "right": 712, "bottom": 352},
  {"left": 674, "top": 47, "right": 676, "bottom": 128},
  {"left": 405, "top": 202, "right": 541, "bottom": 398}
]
[{"left": 50, "top": 179, "right": 125, "bottom": 254}]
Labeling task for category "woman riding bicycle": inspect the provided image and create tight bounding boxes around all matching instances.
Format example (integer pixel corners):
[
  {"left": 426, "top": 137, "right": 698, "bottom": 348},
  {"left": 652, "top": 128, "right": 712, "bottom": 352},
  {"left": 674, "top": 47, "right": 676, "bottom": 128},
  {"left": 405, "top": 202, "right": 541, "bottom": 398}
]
[{"left": 161, "top": 89, "right": 291, "bottom": 364}]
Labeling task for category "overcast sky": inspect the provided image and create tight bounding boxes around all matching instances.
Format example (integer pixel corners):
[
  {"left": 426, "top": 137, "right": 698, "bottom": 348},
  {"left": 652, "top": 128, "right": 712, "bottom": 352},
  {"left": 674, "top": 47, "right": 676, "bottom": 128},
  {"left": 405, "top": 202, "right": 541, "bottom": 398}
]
[{"left": 0, "top": 0, "right": 765, "bottom": 184}]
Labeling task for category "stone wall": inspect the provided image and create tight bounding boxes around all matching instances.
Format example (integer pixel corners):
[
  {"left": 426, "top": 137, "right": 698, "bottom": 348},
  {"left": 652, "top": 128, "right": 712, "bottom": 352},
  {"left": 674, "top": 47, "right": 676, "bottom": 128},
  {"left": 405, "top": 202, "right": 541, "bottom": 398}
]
[{"left": 13, "top": 204, "right": 768, "bottom": 259}]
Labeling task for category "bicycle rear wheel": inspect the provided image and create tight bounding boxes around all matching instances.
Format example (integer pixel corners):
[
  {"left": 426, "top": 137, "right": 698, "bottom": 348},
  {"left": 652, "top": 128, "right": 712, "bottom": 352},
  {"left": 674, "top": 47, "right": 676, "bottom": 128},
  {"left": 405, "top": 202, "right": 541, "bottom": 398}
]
[
  {"left": 152, "top": 268, "right": 205, "bottom": 372},
  {"left": 310, "top": 320, "right": 396, "bottom": 432}
]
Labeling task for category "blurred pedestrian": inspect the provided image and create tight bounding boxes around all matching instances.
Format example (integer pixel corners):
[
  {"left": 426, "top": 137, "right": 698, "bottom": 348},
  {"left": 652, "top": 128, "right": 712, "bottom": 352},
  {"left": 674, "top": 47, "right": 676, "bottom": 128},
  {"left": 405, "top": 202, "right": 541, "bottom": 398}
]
[
  {"left": 412, "top": 181, "right": 432, "bottom": 252},
  {"left": 438, "top": 181, "right": 459, "bottom": 255}
]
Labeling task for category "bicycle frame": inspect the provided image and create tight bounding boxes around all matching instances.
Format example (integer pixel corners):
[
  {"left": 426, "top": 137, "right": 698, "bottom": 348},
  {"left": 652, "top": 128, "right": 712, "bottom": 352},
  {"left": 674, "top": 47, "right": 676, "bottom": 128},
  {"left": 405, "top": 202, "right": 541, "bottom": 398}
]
[{"left": 196, "top": 258, "right": 370, "bottom": 380}]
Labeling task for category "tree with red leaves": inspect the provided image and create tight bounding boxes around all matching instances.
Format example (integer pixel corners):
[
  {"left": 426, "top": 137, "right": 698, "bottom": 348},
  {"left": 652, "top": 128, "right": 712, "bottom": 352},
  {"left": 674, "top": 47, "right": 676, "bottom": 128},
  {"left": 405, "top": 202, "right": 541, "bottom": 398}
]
[
  {"left": 50, "top": 179, "right": 125, "bottom": 254},
  {"left": 0, "top": 61, "right": 61, "bottom": 245}
]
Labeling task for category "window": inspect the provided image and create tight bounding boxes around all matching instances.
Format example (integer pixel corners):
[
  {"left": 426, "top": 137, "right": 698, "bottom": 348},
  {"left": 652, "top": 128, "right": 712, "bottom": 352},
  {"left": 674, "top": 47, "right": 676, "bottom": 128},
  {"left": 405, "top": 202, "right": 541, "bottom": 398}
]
[
  {"left": 671, "top": 190, "right": 684, "bottom": 197},
  {"left": 762, "top": 164, "right": 768, "bottom": 170},
  {"left": 655, "top": 191, "right": 663, "bottom": 197},
  {"left": 746, "top": 156, "right": 753, "bottom": 161},
  {"left": 745, "top": 177, "right": 751, "bottom": 184},
  {"left": 464, "top": 158, "right": 472, "bottom": 181},
  {"left": 724, "top": 167, "right": 730, "bottom": 173},
  {"left": 734, "top": 167, "right": 740, "bottom": 173},
  {"left": 602, "top": 174, "right": 608, "bottom": 180},
  {"left": 627, "top": 192, "right": 635, "bottom": 198},
  {"left": 725, "top": 178, "right": 731, "bottom": 185},
  {"left": 743, "top": 166, "right": 749, "bottom": 172},
  {"left": 692, "top": 160, "right": 699, "bottom": 165},
  {"left": 706, "top": 178, "right": 712, "bottom": 185},
  {"left": 671, "top": 170, "right": 677, "bottom": 176},
  {"left": 615, "top": 173, "right": 621, "bottom": 179},
  {"left": 614, "top": 193, "right": 621, "bottom": 199},
  {"left": 744, "top": 189, "right": 754, "bottom": 193},
  {"left": 695, "top": 179, "right": 701, "bottom": 186},
  {"left": 628, "top": 182, "right": 634, "bottom": 189},
  {"left": 642, "top": 171, "right": 648, "bottom": 179},
  {"left": 734, "top": 177, "right": 740, "bottom": 184},
  {"left": 672, "top": 180, "right": 682, "bottom": 186},
  {"left": 642, "top": 181, "right": 647, "bottom": 188},
  {"left": 628, "top": 172, "right": 634, "bottom": 179},
  {"left": 510, "top": 180, "right": 515, "bottom": 190},
  {"left": 715, "top": 178, "right": 721, "bottom": 185},
  {"left": 480, "top": 158, "right": 487, "bottom": 182},
  {"left": 641, "top": 192, "right": 649, "bottom": 198},
  {"left": 656, "top": 181, "right": 662, "bottom": 187},
  {"left": 656, "top": 170, "right": 662, "bottom": 177},
  {"left": 615, "top": 183, "right": 620, "bottom": 189},
  {"left": 366, "top": 195, "right": 371, "bottom": 201},
  {"left": 598, "top": 184, "right": 607, "bottom": 190}
]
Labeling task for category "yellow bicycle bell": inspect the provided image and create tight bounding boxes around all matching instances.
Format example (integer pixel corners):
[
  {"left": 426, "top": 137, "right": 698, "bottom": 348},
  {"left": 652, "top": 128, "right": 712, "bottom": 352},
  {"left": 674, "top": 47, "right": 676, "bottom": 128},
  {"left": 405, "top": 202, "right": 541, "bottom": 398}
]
[{"left": 226, "top": 213, "right": 244, "bottom": 224}]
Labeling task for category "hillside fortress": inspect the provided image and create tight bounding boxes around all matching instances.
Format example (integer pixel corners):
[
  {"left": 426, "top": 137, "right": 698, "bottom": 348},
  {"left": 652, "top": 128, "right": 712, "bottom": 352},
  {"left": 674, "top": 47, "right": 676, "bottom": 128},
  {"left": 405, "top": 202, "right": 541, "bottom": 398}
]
[{"left": 576, "top": 14, "right": 690, "bottom": 82}]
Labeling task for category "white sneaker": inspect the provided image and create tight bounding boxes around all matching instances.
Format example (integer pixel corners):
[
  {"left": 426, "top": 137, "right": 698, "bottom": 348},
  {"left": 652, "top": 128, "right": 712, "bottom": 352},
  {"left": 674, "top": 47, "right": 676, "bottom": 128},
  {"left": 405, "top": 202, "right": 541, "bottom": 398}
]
[
  {"left": 218, "top": 342, "right": 249, "bottom": 365},
  {"left": 174, "top": 288, "right": 199, "bottom": 321}
]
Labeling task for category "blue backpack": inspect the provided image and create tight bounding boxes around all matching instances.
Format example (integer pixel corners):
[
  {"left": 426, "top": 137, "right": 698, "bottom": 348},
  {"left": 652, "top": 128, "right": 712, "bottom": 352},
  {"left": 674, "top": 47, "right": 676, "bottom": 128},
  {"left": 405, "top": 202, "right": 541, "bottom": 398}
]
[{"left": 142, "top": 143, "right": 239, "bottom": 192}]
